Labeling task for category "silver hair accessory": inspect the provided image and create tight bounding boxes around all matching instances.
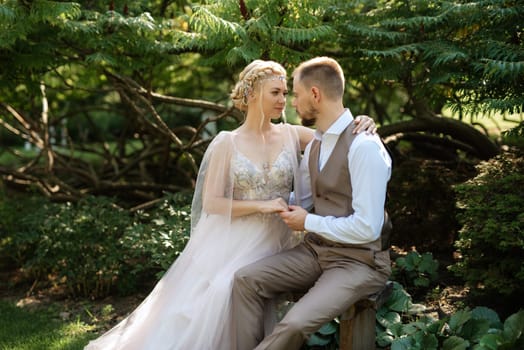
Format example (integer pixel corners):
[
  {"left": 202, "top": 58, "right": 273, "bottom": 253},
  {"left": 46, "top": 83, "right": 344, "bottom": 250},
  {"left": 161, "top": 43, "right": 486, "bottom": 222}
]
[
  {"left": 265, "top": 75, "right": 286, "bottom": 82},
  {"left": 242, "top": 82, "right": 251, "bottom": 105}
]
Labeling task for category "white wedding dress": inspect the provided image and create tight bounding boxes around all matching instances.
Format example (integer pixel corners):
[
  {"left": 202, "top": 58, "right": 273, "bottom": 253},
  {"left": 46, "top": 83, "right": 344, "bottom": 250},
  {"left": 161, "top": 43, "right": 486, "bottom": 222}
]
[{"left": 85, "top": 126, "right": 301, "bottom": 350}]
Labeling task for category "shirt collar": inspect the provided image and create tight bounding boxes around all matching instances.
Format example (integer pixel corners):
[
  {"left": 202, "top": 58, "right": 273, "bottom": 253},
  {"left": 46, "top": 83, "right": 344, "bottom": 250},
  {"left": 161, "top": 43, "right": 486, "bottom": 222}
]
[{"left": 313, "top": 108, "right": 354, "bottom": 140}]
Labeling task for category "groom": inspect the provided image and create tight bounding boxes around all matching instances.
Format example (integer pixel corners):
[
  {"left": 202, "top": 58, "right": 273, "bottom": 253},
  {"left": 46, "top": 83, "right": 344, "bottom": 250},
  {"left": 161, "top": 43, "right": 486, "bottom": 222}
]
[{"left": 232, "top": 56, "right": 393, "bottom": 350}]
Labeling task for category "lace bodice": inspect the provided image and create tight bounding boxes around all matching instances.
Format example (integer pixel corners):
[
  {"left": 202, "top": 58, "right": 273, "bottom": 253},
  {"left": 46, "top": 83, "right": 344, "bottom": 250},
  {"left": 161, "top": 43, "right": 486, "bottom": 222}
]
[{"left": 232, "top": 149, "right": 294, "bottom": 202}]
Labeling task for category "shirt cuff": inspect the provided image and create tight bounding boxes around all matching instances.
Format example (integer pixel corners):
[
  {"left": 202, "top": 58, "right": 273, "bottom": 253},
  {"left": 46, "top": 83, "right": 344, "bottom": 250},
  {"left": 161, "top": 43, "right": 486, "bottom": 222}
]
[
  {"left": 289, "top": 192, "right": 296, "bottom": 206},
  {"left": 304, "top": 213, "right": 322, "bottom": 233}
]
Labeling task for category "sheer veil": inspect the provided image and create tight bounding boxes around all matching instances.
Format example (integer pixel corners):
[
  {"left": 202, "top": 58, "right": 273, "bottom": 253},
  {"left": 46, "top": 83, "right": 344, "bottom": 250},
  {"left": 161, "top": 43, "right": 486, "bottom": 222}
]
[
  {"left": 83, "top": 122, "right": 304, "bottom": 350},
  {"left": 190, "top": 131, "right": 233, "bottom": 232}
]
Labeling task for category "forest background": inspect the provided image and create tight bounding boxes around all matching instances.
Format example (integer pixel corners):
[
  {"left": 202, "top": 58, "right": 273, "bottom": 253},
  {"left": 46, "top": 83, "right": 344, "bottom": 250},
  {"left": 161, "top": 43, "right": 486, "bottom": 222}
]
[{"left": 0, "top": 0, "right": 523, "bottom": 349}]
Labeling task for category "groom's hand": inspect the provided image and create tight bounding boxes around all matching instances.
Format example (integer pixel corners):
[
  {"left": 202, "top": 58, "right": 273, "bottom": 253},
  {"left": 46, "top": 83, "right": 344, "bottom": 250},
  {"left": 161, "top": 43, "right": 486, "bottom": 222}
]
[{"left": 279, "top": 205, "right": 307, "bottom": 231}]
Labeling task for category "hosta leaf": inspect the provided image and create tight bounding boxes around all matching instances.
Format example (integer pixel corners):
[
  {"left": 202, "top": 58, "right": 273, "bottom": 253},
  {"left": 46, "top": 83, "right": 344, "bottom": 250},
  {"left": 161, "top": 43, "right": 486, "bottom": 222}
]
[{"left": 442, "top": 335, "right": 469, "bottom": 350}]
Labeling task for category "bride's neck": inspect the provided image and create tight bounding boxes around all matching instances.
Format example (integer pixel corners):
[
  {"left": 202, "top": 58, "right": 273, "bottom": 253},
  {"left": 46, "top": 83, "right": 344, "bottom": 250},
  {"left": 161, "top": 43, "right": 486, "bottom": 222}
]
[{"left": 240, "top": 114, "right": 273, "bottom": 134}]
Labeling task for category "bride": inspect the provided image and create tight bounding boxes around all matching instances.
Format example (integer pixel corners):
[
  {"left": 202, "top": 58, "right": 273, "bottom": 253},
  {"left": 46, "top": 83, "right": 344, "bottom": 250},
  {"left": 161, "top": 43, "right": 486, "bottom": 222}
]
[{"left": 85, "top": 59, "right": 374, "bottom": 350}]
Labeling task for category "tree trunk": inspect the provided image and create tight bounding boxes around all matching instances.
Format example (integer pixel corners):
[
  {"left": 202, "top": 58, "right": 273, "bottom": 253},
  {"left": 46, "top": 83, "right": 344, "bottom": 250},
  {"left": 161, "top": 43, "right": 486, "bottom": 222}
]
[{"left": 378, "top": 115, "right": 499, "bottom": 160}]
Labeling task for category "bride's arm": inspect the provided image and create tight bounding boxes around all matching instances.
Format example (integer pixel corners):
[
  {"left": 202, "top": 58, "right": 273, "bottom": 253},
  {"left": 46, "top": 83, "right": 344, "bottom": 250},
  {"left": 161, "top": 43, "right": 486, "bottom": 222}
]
[
  {"left": 204, "top": 184, "right": 288, "bottom": 218},
  {"left": 292, "top": 115, "right": 377, "bottom": 151},
  {"left": 230, "top": 197, "right": 289, "bottom": 217},
  {"left": 293, "top": 125, "right": 314, "bottom": 150}
]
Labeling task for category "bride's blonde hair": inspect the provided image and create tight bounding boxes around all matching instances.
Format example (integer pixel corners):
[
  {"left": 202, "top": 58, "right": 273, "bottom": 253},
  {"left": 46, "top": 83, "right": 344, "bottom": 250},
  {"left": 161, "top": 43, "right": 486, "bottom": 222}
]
[{"left": 230, "top": 60, "right": 287, "bottom": 112}]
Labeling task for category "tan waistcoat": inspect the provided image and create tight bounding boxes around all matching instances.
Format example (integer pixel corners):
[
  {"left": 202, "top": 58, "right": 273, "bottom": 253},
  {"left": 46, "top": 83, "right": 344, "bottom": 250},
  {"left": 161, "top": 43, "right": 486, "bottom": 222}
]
[{"left": 308, "top": 122, "right": 391, "bottom": 252}]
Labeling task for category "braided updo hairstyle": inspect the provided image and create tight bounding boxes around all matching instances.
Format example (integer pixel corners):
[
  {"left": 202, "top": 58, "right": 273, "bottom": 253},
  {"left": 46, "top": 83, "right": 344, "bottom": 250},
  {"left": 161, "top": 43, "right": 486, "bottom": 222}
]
[{"left": 230, "top": 60, "right": 287, "bottom": 112}]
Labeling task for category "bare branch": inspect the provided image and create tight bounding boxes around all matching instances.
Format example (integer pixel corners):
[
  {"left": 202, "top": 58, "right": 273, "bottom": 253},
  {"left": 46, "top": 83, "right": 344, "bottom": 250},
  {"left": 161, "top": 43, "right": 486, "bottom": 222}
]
[{"left": 0, "top": 102, "right": 44, "bottom": 148}]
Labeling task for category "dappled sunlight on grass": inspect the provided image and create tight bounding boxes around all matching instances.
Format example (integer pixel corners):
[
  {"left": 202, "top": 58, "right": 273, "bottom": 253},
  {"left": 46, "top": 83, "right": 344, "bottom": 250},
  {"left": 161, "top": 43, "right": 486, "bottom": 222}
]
[{"left": 0, "top": 300, "right": 96, "bottom": 350}]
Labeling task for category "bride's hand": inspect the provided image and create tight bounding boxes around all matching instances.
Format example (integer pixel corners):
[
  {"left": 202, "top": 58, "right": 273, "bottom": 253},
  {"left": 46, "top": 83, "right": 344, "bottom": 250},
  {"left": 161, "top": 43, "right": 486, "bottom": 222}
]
[
  {"left": 259, "top": 198, "right": 289, "bottom": 214},
  {"left": 353, "top": 115, "right": 377, "bottom": 135}
]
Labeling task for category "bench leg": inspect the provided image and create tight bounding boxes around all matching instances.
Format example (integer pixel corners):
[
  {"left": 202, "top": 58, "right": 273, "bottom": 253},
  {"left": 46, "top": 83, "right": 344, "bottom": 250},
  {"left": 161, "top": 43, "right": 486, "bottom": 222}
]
[{"left": 339, "top": 304, "right": 377, "bottom": 350}]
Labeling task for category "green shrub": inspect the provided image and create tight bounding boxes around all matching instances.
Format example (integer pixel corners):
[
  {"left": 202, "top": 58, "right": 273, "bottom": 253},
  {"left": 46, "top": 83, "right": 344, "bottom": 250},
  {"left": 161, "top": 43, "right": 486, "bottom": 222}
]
[
  {"left": 29, "top": 196, "right": 134, "bottom": 298},
  {"left": 120, "top": 193, "right": 191, "bottom": 282},
  {"left": 392, "top": 251, "right": 439, "bottom": 293},
  {"left": 451, "top": 150, "right": 524, "bottom": 298},
  {"left": 0, "top": 192, "right": 192, "bottom": 299},
  {"left": 0, "top": 193, "right": 49, "bottom": 270}
]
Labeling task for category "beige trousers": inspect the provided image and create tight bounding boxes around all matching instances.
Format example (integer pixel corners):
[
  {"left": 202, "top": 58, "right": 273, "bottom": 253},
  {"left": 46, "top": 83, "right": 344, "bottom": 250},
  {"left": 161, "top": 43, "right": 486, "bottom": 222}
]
[{"left": 232, "top": 234, "right": 391, "bottom": 350}]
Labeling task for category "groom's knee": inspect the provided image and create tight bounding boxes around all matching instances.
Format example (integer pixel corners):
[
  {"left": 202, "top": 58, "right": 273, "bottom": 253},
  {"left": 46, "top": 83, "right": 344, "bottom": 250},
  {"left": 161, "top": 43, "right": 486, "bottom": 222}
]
[
  {"left": 233, "top": 266, "right": 257, "bottom": 293},
  {"left": 234, "top": 263, "right": 271, "bottom": 298}
]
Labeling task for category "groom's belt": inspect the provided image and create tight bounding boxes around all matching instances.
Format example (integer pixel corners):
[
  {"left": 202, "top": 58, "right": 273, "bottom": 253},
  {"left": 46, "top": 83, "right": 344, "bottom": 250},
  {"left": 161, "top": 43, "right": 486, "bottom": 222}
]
[{"left": 305, "top": 232, "right": 387, "bottom": 268}]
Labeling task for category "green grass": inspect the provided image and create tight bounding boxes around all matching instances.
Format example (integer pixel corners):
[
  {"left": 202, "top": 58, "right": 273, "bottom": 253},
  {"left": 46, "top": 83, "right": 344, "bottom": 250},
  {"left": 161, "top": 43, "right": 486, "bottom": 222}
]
[
  {"left": 0, "top": 300, "right": 96, "bottom": 350},
  {"left": 442, "top": 108, "right": 523, "bottom": 136}
]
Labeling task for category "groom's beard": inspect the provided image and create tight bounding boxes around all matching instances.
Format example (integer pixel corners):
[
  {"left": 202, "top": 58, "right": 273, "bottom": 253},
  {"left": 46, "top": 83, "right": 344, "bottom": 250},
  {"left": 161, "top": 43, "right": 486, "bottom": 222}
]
[
  {"left": 301, "top": 117, "right": 316, "bottom": 127},
  {"left": 298, "top": 104, "right": 319, "bottom": 127}
]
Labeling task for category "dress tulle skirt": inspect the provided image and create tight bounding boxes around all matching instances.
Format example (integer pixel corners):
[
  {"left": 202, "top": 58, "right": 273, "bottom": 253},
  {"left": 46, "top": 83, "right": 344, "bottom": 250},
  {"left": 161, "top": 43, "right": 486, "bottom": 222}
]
[{"left": 85, "top": 213, "right": 294, "bottom": 350}]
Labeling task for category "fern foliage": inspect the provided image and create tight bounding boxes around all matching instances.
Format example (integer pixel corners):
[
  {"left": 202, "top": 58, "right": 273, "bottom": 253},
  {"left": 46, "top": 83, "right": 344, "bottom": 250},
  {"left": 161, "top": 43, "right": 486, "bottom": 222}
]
[
  {"left": 332, "top": 0, "right": 523, "bottom": 117},
  {"left": 187, "top": 0, "right": 333, "bottom": 66},
  {"left": 0, "top": 0, "right": 522, "bottom": 137}
]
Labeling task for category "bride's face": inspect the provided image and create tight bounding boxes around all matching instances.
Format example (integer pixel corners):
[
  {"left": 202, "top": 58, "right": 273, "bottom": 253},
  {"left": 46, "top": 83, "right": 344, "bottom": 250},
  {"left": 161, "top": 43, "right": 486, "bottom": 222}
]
[{"left": 256, "top": 77, "right": 288, "bottom": 119}]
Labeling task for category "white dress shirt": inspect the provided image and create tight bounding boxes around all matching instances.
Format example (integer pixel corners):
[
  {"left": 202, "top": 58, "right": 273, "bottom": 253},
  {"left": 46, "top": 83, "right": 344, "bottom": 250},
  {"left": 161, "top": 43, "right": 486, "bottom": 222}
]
[{"left": 296, "top": 109, "right": 392, "bottom": 244}]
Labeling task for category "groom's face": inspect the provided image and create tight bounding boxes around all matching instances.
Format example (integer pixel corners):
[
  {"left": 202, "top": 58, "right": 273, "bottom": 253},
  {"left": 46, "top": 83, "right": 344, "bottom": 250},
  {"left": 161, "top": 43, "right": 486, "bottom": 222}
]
[{"left": 292, "top": 76, "right": 318, "bottom": 127}]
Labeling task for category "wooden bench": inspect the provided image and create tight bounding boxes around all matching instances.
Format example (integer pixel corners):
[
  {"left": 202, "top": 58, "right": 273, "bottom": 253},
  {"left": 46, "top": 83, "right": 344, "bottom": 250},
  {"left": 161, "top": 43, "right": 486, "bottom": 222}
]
[{"left": 281, "top": 281, "right": 394, "bottom": 350}]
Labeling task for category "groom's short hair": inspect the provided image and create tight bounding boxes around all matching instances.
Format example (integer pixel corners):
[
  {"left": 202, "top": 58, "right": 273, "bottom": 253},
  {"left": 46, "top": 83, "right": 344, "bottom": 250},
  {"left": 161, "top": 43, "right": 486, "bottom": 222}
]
[{"left": 293, "top": 57, "right": 345, "bottom": 101}]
